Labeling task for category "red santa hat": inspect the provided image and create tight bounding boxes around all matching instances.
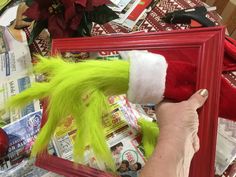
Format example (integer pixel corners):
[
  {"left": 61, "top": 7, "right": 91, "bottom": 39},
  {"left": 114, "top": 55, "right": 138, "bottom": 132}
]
[
  {"left": 120, "top": 50, "right": 196, "bottom": 104},
  {"left": 223, "top": 36, "right": 236, "bottom": 71},
  {"left": 220, "top": 36, "right": 236, "bottom": 121},
  {"left": 121, "top": 49, "right": 236, "bottom": 122}
]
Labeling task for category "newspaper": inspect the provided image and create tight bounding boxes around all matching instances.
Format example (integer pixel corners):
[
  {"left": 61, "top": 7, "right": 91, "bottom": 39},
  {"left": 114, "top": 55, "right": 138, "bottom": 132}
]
[
  {"left": 215, "top": 118, "right": 236, "bottom": 175},
  {"left": 0, "top": 74, "right": 40, "bottom": 124},
  {"left": 51, "top": 95, "right": 152, "bottom": 176},
  {"left": 0, "top": 51, "right": 32, "bottom": 78},
  {"left": 122, "top": 0, "right": 152, "bottom": 29},
  {"left": 108, "top": 0, "right": 133, "bottom": 12},
  {"left": 0, "top": 26, "right": 7, "bottom": 54},
  {"left": 52, "top": 116, "right": 76, "bottom": 159},
  {"left": 0, "top": 26, "right": 32, "bottom": 77},
  {"left": 122, "top": 9, "right": 148, "bottom": 30},
  {"left": 0, "top": 26, "right": 39, "bottom": 124},
  {"left": 110, "top": 0, "right": 157, "bottom": 30},
  {"left": 109, "top": 0, "right": 122, "bottom": 6},
  {"left": 89, "top": 51, "right": 121, "bottom": 60},
  {"left": 113, "top": 0, "right": 141, "bottom": 24},
  {"left": 0, "top": 111, "right": 58, "bottom": 177}
]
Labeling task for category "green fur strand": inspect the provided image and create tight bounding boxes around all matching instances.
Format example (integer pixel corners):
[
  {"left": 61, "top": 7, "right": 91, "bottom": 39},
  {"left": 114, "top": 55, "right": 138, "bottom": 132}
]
[{"left": 6, "top": 56, "right": 129, "bottom": 171}]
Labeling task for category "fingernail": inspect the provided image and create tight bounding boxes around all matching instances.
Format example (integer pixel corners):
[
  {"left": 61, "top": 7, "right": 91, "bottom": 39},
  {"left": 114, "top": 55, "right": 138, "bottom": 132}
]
[{"left": 199, "top": 89, "right": 208, "bottom": 97}]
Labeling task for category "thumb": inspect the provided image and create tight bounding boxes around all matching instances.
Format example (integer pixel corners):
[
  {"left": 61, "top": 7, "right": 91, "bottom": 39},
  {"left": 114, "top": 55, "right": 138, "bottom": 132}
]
[{"left": 188, "top": 89, "right": 208, "bottom": 110}]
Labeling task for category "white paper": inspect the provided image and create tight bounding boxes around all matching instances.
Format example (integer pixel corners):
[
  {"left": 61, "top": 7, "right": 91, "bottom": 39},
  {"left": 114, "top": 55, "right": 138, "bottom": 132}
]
[
  {"left": 0, "top": 51, "right": 32, "bottom": 78},
  {"left": 0, "top": 5, "right": 18, "bottom": 27},
  {"left": 113, "top": 0, "right": 141, "bottom": 24},
  {"left": 122, "top": 9, "right": 147, "bottom": 29},
  {"left": 215, "top": 118, "right": 236, "bottom": 175},
  {"left": 0, "top": 74, "right": 40, "bottom": 123},
  {"left": 108, "top": 0, "right": 132, "bottom": 12},
  {"left": 109, "top": 0, "right": 122, "bottom": 6}
]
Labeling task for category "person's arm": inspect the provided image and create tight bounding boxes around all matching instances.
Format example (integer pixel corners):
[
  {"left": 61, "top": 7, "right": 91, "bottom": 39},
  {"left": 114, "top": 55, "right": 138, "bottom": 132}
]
[{"left": 140, "top": 89, "right": 208, "bottom": 177}]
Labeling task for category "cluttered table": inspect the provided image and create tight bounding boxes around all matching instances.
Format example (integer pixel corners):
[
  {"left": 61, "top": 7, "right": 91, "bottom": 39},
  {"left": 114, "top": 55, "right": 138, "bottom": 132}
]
[{"left": 0, "top": 0, "right": 236, "bottom": 177}]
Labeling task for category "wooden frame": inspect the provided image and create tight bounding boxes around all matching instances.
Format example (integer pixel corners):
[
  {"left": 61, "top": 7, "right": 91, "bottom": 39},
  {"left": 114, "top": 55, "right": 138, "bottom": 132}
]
[{"left": 36, "top": 26, "right": 225, "bottom": 177}]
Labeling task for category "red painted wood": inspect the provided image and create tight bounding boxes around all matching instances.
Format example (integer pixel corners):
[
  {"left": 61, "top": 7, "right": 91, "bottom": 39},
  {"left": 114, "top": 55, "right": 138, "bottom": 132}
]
[
  {"left": 37, "top": 26, "right": 225, "bottom": 177},
  {"left": 36, "top": 154, "right": 117, "bottom": 177}
]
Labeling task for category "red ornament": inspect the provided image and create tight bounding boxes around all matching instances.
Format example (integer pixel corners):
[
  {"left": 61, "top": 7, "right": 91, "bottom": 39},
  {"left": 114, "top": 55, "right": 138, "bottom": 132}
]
[{"left": 0, "top": 128, "right": 9, "bottom": 157}]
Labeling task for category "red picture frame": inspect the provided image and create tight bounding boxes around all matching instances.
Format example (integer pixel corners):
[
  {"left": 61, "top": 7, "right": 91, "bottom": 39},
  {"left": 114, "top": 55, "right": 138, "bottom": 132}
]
[{"left": 36, "top": 26, "right": 225, "bottom": 177}]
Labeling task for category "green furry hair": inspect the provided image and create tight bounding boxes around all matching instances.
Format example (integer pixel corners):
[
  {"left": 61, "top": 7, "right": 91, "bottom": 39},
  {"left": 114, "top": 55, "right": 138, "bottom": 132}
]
[
  {"left": 6, "top": 55, "right": 160, "bottom": 170},
  {"left": 6, "top": 56, "right": 129, "bottom": 171},
  {"left": 138, "top": 119, "right": 159, "bottom": 158}
]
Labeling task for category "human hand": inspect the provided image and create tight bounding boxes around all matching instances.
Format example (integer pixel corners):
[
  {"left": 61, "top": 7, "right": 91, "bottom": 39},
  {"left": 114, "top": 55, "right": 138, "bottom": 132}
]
[
  {"left": 156, "top": 89, "right": 208, "bottom": 151},
  {"left": 15, "top": 3, "right": 32, "bottom": 29},
  {"left": 155, "top": 89, "right": 208, "bottom": 177}
]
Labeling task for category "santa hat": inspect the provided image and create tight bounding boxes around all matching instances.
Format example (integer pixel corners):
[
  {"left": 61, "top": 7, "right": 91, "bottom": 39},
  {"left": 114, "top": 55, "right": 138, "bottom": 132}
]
[
  {"left": 221, "top": 36, "right": 236, "bottom": 121},
  {"left": 122, "top": 50, "right": 236, "bottom": 122},
  {"left": 223, "top": 36, "right": 236, "bottom": 71}
]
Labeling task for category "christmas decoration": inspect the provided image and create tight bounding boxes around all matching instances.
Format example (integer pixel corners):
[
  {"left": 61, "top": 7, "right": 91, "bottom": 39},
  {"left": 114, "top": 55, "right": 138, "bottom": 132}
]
[{"left": 24, "top": 0, "right": 118, "bottom": 43}]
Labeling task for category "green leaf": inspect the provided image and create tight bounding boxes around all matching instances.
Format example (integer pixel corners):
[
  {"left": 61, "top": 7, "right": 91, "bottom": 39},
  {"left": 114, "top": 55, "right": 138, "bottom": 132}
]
[
  {"left": 87, "top": 5, "right": 118, "bottom": 24},
  {"left": 25, "top": 0, "right": 34, "bottom": 6},
  {"left": 76, "top": 13, "right": 92, "bottom": 37},
  {"left": 83, "top": 12, "right": 92, "bottom": 36},
  {"left": 28, "top": 20, "right": 47, "bottom": 45},
  {"left": 84, "top": 21, "right": 92, "bottom": 36}
]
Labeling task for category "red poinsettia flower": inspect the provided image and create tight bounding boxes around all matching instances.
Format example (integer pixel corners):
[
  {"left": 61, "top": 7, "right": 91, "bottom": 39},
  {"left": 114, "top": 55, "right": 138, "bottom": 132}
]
[{"left": 24, "top": 0, "right": 111, "bottom": 38}]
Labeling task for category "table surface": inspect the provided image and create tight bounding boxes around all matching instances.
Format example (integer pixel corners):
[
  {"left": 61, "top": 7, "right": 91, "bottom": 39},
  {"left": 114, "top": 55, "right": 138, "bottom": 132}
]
[{"left": 92, "top": 0, "right": 221, "bottom": 35}]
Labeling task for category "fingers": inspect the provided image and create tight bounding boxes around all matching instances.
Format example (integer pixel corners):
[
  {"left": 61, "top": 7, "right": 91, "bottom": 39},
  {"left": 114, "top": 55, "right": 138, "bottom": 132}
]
[{"left": 188, "top": 89, "right": 208, "bottom": 110}]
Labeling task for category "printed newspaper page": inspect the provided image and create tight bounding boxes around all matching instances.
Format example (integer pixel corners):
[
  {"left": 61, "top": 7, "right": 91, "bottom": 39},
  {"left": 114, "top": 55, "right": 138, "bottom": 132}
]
[
  {"left": 0, "top": 26, "right": 39, "bottom": 124},
  {"left": 52, "top": 95, "right": 154, "bottom": 176},
  {"left": 215, "top": 118, "right": 236, "bottom": 175},
  {"left": 0, "top": 74, "right": 40, "bottom": 124},
  {"left": 0, "top": 111, "right": 58, "bottom": 177}
]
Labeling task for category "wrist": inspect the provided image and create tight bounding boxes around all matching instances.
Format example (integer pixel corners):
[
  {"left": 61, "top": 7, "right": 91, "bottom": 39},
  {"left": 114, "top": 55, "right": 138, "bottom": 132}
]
[
  {"left": 158, "top": 126, "right": 193, "bottom": 145},
  {"left": 156, "top": 129, "right": 196, "bottom": 177}
]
